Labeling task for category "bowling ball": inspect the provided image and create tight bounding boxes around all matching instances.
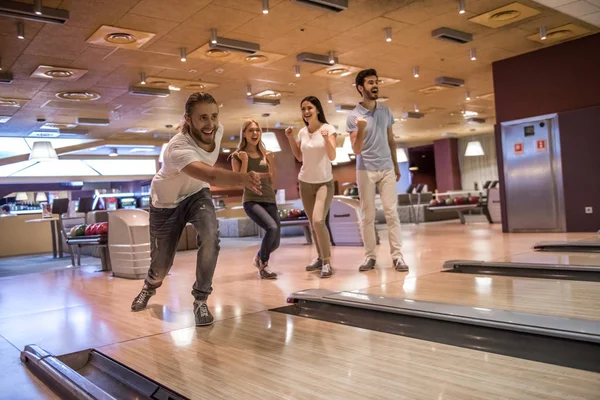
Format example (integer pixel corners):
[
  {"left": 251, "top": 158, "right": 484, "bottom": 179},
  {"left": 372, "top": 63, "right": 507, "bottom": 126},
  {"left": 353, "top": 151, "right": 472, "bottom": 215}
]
[
  {"left": 469, "top": 196, "right": 480, "bottom": 204},
  {"left": 349, "top": 187, "right": 358, "bottom": 196},
  {"left": 437, "top": 199, "right": 445, "bottom": 207},
  {"left": 455, "top": 197, "right": 464, "bottom": 205},
  {"left": 299, "top": 209, "right": 306, "bottom": 218},
  {"left": 97, "top": 222, "right": 108, "bottom": 235},
  {"left": 445, "top": 198, "right": 455, "bottom": 206},
  {"left": 281, "top": 209, "right": 289, "bottom": 219},
  {"left": 75, "top": 224, "right": 87, "bottom": 236},
  {"left": 343, "top": 188, "right": 350, "bottom": 196},
  {"left": 288, "top": 209, "right": 301, "bottom": 219},
  {"left": 69, "top": 226, "right": 78, "bottom": 237},
  {"left": 429, "top": 199, "right": 438, "bottom": 207}
]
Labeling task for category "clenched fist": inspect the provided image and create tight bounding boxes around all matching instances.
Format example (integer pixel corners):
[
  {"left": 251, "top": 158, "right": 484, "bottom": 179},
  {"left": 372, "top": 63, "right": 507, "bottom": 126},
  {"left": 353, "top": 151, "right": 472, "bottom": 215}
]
[
  {"left": 237, "top": 151, "right": 248, "bottom": 162},
  {"left": 356, "top": 117, "right": 367, "bottom": 131},
  {"left": 285, "top": 127, "right": 293, "bottom": 137}
]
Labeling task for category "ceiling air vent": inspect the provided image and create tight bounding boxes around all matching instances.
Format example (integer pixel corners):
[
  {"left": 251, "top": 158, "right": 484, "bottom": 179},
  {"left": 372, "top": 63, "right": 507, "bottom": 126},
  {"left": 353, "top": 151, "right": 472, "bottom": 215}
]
[
  {"left": 248, "top": 97, "right": 280, "bottom": 106},
  {"left": 210, "top": 37, "right": 259, "bottom": 54},
  {"left": 128, "top": 86, "right": 170, "bottom": 97},
  {"left": 467, "top": 117, "right": 486, "bottom": 124},
  {"left": 402, "top": 112, "right": 425, "bottom": 119},
  {"left": 0, "top": 72, "right": 13, "bottom": 84},
  {"left": 435, "top": 76, "right": 465, "bottom": 87},
  {"left": 431, "top": 27, "right": 472, "bottom": 44},
  {"left": 77, "top": 117, "right": 110, "bottom": 126},
  {"left": 297, "top": 52, "right": 339, "bottom": 66},
  {"left": 0, "top": 0, "right": 69, "bottom": 24},
  {"left": 294, "top": 0, "right": 348, "bottom": 12}
]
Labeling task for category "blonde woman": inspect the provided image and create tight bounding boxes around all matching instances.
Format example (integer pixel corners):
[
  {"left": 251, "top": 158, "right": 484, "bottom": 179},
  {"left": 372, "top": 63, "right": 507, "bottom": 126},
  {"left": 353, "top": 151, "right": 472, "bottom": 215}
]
[
  {"left": 231, "top": 119, "right": 278, "bottom": 279},
  {"left": 285, "top": 96, "right": 337, "bottom": 278}
]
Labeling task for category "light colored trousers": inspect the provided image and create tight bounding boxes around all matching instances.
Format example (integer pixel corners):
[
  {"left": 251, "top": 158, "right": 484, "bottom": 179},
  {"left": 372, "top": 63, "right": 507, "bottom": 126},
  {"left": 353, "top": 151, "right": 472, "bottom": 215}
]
[
  {"left": 299, "top": 180, "right": 335, "bottom": 261},
  {"left": 357, "top": 169, "right": 403, "bottom": 260}
]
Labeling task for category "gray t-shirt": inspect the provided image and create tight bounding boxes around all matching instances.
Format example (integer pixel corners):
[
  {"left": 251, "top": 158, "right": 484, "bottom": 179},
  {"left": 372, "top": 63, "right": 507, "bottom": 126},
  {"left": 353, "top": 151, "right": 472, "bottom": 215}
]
[{"left": 346, "top": 103, "right": 394, "bottom": 171}]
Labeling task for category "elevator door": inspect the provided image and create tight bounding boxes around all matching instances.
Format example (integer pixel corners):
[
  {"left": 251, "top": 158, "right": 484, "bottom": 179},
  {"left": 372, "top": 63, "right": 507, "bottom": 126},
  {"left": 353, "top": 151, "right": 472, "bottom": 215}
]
[{"left": 502, "top": 117, "right": 562, "bottom": 232}]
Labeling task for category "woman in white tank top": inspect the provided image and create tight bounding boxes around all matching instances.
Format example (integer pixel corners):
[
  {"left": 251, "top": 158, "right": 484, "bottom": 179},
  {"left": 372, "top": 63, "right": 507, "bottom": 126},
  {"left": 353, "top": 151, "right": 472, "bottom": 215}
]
[{"left": 284, "top": 96, "right": 337, "bottom": 278}]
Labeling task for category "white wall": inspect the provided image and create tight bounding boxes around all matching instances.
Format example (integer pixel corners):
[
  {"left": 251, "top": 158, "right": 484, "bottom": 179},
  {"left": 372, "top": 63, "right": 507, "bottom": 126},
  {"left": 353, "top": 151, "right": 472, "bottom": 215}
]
[{"left": 458, "top": 134, "right": 499, "bottom": 190}]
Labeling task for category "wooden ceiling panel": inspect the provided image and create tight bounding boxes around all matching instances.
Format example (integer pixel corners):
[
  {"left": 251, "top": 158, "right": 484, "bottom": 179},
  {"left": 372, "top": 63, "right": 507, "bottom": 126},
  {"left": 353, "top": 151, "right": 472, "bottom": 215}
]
[
  {"left": 164, "top": 4, "right": 256, "bottom": 44},
  {"left": 385, "top": 0, "right": 457, "bottom": 25},
  {"left": 0, "top": 0, "right": 597, "bottom": 147},
  {"left": 23, "top": 24, "right": 90, "bottom": 61},
  {"left": 306, "top": 0, "right": 406, "bottom": 32},
  {"left": 103, "top": 48, "right": 201, "bottom": 70},
  {"left": 114, "top": 13, "right": 180, "bottom": 49},
  {"left": 213, "top": 0, "right": 286, "bottom": 14},
  {"left": 127, "top": 0, "right": 212, "bottom": 23},
  {"left": 62, "top": 0, "right": 140, "bottom": 29},
  {"left": 261, "top": 25, "right": 340, "bottom": 55}
]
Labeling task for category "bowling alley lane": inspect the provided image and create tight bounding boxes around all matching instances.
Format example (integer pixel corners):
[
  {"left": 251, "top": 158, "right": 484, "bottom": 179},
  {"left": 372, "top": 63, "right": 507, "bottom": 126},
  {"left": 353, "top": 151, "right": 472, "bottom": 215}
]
[
  {"left": 356, "top": 272, "right": 600, "bottom": 321},
  {"left": 497, "top": 250, "right": 600, "bottom": 269},
  {"left": 98, "top": 311, "right": 600, "bottom": 400}
]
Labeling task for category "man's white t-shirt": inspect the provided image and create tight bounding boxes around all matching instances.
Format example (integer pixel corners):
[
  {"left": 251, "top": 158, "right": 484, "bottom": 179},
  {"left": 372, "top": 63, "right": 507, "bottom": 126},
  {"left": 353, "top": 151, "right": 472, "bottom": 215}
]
[
  {"left": 297, "top": 123, "right": 336, "bottom": 184},
  {"left": 150, "top": 125, "right": 223, "bottom": 208}
]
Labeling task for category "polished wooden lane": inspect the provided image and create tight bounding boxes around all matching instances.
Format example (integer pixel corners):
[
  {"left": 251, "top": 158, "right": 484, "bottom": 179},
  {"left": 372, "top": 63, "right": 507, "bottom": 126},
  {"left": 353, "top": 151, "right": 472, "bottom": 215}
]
[
  {"left": 358, "top": 272, "right": 600, "bottom": 321},
  {"left": 99, "top": 311, "right": 600, "bottom": 400},
  {"left": 498, "top": 251, "right": 600, "bottom": 267},
  {"left": 0, "top": 224, "right": 591, "bottom": 355},
  {"left": 0, "top": 222, "right": 595, "bottom": 397}
]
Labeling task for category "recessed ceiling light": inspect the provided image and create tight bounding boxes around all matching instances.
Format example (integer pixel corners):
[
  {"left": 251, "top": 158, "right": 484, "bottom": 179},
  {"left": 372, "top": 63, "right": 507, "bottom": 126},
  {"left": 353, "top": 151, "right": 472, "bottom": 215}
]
[
  {"left": 206, "top": 49, "right": 230, "bottom": 58},
  {"left": 245, "top": 54, "right": 268, "bottom": 63},
  {"left": 125, "top": 127, "right": 151, "bottom": 133},
  {"left": 327, "top": 68, "right": 350, "bottom": 76},
  {"left": 255, "top": 90, "right": 281, "bottom": 99},
  {"left": 56, "top": 91, "right": 101, "bottom": 101},
  {"left": 490, "top": 10, "right": 521, "bottom": 21},
  {"left": 45, "top": 69, "right": 73, "bottom": 78},
  {"left": 0, "top": 116, "right": 12, "bottom": 123},
  {"left": 105, "top": 32, "right": 136, "bottom": 44}
]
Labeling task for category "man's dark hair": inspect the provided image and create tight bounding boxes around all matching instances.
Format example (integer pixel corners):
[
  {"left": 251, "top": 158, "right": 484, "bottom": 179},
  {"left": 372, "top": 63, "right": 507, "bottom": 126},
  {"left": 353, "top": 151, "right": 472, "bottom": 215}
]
[
  {"left": 355, "top": 68, "right": 378, "bottom": 96},
  {"left": 1, "top": 205, "right": 10, "bottom": 213}
]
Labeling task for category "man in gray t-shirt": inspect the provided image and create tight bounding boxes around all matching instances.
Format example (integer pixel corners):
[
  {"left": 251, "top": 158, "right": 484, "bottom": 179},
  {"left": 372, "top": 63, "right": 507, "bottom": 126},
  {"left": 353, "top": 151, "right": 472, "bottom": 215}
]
[{"left": 346, "top": 68, "right": 409, "bottom": 273}]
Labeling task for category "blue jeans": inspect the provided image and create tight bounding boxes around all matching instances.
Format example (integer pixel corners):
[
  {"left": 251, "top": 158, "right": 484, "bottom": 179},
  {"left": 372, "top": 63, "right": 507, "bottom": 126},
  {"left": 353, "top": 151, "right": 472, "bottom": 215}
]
[
  {"left": 145, "top": 188, "right": 220, "bottom": 301},
  {"left": 243, "top": 201, "right": 280, "bottom": 263}
]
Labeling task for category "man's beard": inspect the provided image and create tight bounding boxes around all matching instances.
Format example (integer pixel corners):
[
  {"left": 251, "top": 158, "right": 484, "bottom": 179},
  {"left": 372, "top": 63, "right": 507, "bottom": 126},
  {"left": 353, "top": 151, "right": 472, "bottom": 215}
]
[
  {"left": 366, "top": 89, "right": 379, "bottom": 100},
  {"left": 190, "top": 124, "right": 215, "bottom": 145}
]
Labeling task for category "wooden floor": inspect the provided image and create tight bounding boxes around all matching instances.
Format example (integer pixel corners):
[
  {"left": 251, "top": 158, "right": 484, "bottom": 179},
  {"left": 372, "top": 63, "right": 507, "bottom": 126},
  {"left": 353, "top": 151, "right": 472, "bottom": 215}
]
[{"left": 0, "top": 222, "right": 598, "bottom": 399}]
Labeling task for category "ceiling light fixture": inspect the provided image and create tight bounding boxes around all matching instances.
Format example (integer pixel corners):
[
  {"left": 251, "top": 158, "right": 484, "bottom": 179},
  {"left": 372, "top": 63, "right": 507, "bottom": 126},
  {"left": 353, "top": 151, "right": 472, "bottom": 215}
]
[
  {"left": 108, "top": 148, "right": 118, "bottom": 157},
  {"left": 210, "top": 28, "right": 217, "bottom": 44},
  {"left": 140, "top": 72, "right": 146, "bottom": 85},
  {"left": 33, "top": 0, "right": 42, "bottom": 15},
  {"left": 458, "top": 0, "right": 466, "bottom": 14},
  {"left": 385, "top": 27, "right": 392, "bottom": 42},
  {"left": 413, "top": 66, "right": 419, "bottom": 78},
  {"left": 262, "top": 0, "right": 269, "bottom": 14},
  {"left": 469, "top": 48, "right": 477, "bottom": 61},
  {"left": 17, "top": 22, "right": 24, "bottom": 39},
  {"left": 328, "top": 51, "right": 336, "bottom": 65},
  {"left": 465, "top": 141, "right": 484, "bottom": 156},
  {"left": 180, "top": 47, "right": 187, "bottom": 62},
  {"left": 294, "top": 65, "right": 300, "bottom": 77},
  {"left": 327, "top": 93, "right": 333, "bottom": 103},
  {"left": 414, "top": 104, "right": 419, "bottom": 112},
  {"left": 540, "top": 26, "right": 547, "bottom": 40},
  {"left": 246, "top": 84, "right": 252, "bottom": 96},
  {"left": 466, "top": 91, "right": 471, "bottom": 101},
  {"left": 29, "top": 141, "right": 58, "bottom": 161}
]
